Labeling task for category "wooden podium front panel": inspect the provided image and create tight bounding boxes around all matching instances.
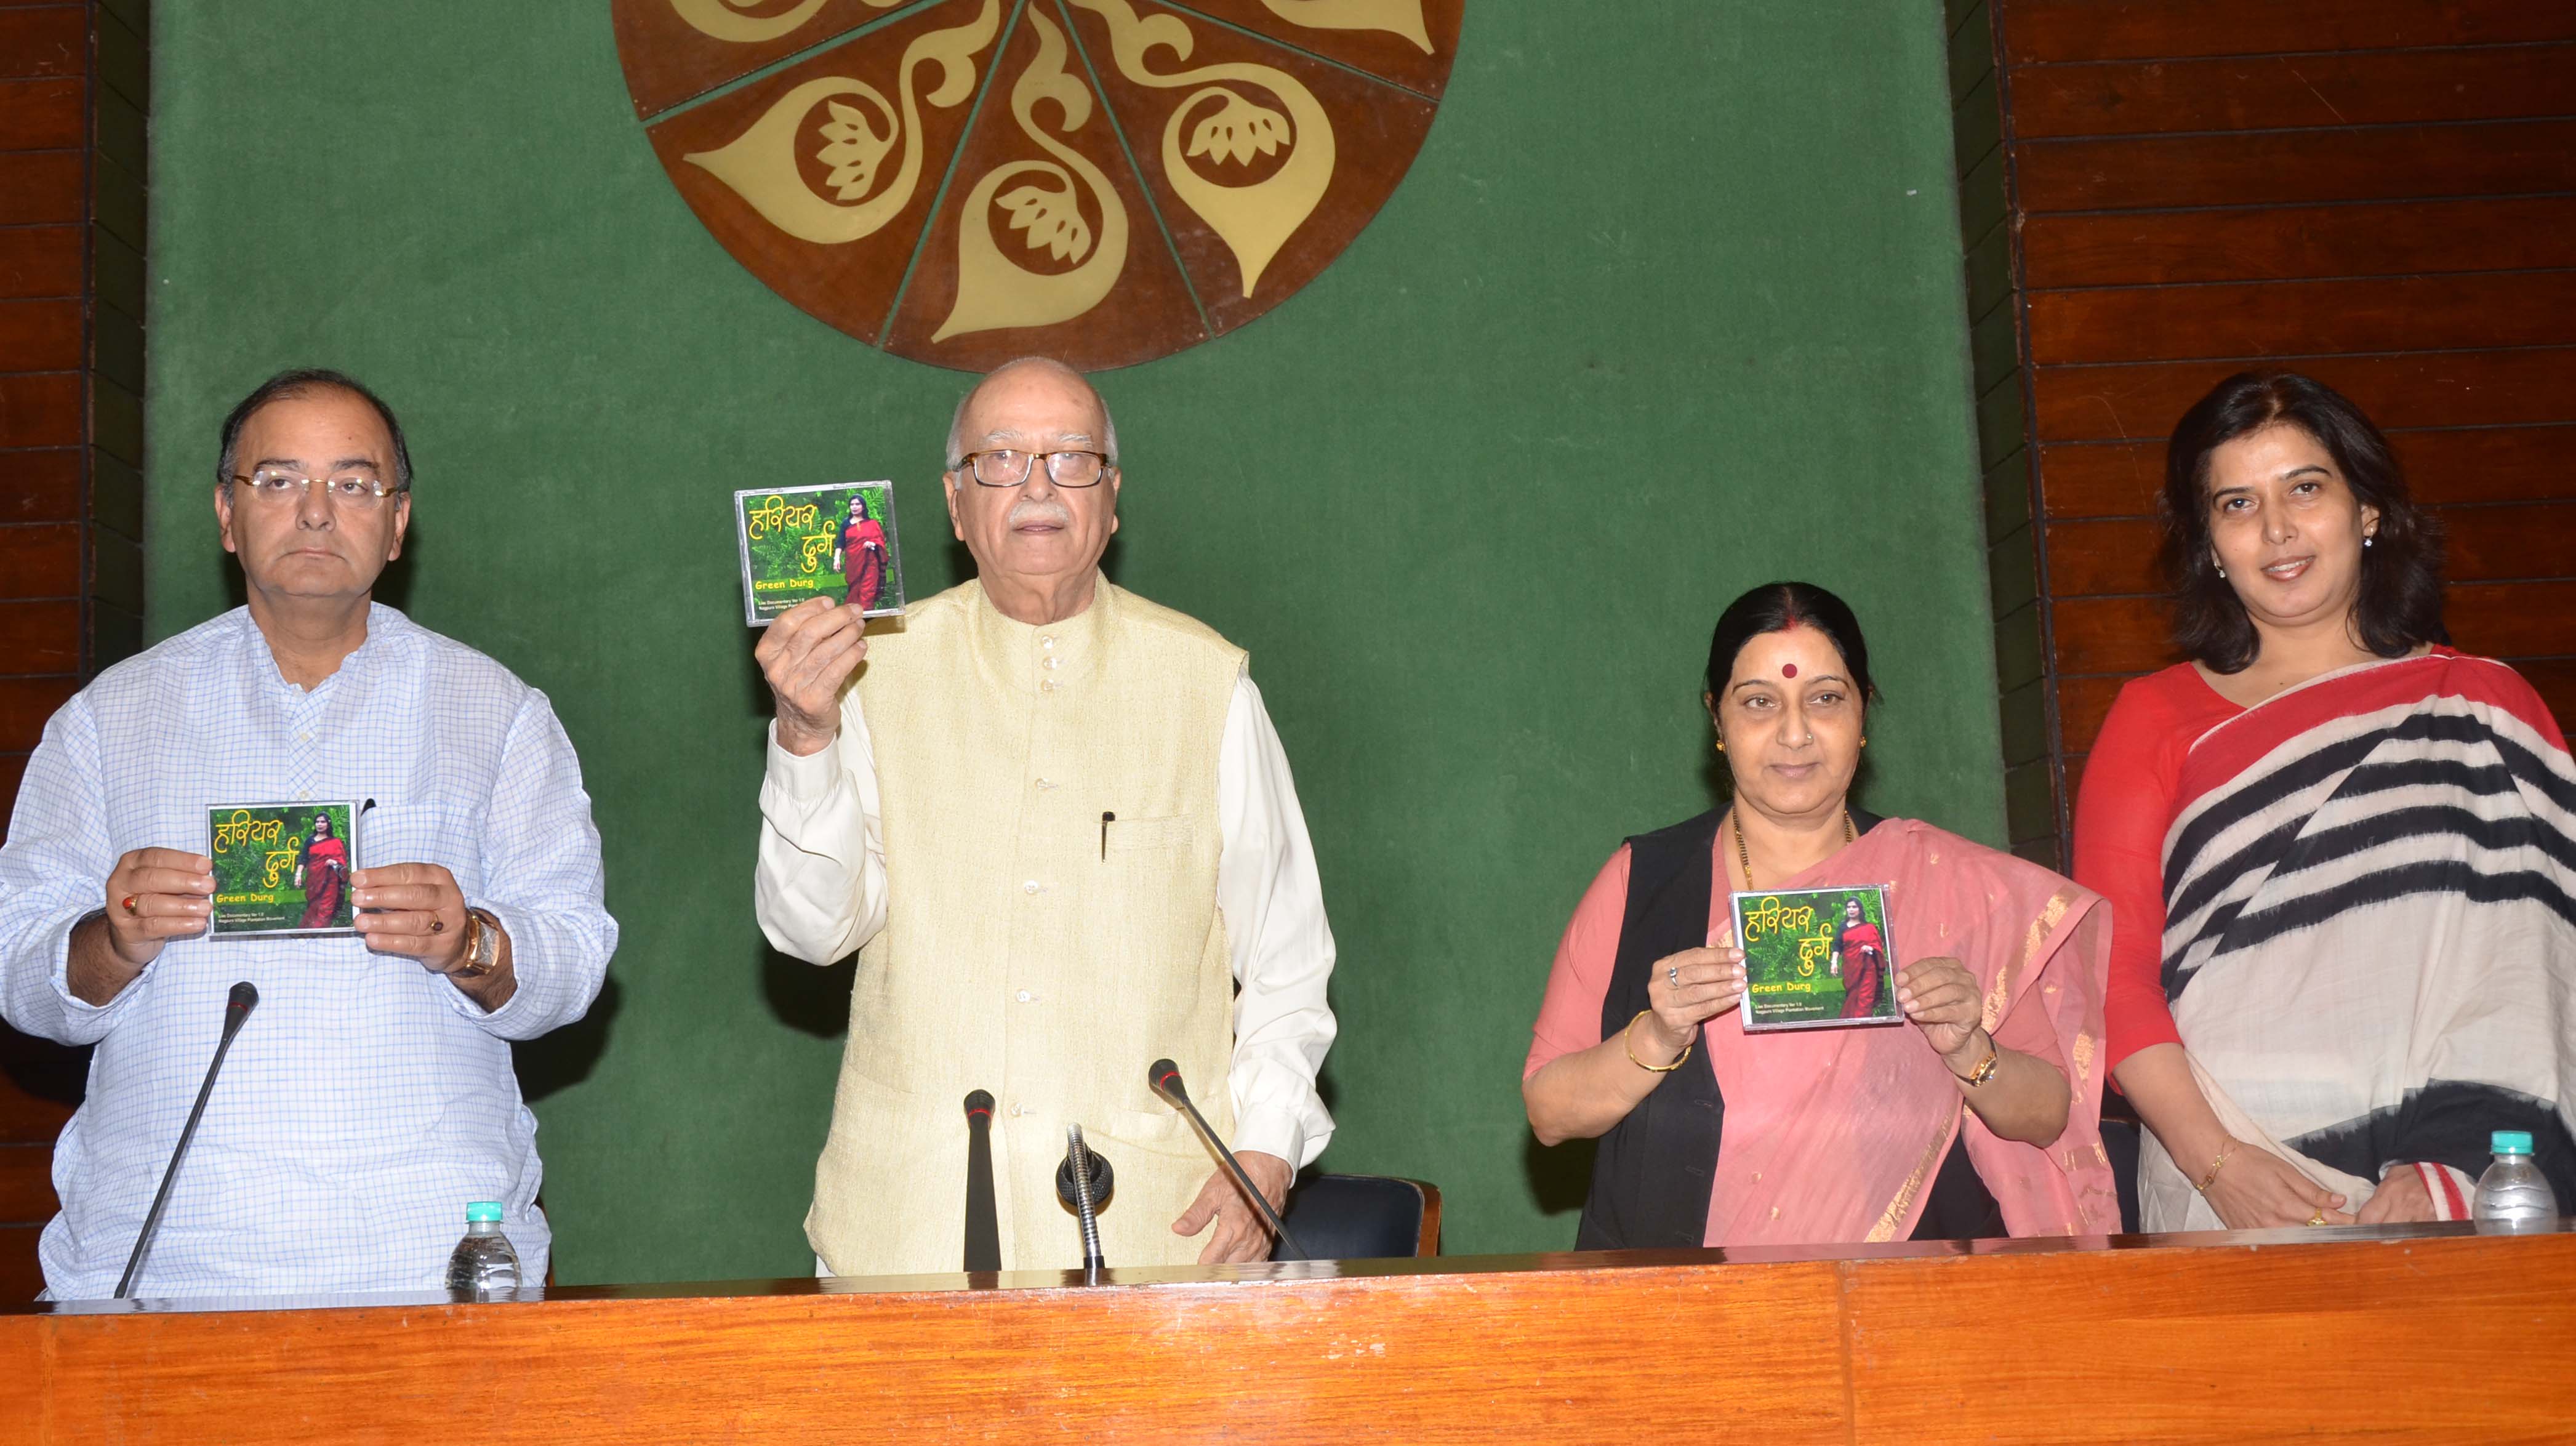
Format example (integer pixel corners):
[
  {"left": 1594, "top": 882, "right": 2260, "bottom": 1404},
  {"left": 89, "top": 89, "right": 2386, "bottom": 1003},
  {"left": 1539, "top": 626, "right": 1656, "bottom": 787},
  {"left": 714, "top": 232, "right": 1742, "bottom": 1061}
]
[
  {"left": 7, "top": 1226, "right": 2575, "bottom": 1444},
  {"left": 5, "top": 1259, "right": 1852, "bottom": 1445}
]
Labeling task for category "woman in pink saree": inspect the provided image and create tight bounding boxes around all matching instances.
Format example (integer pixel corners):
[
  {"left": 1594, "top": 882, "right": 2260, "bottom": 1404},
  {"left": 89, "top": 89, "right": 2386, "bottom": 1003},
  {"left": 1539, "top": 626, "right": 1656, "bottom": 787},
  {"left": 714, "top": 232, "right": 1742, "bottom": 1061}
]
[{"left": 1523, "top": 583, "right": 2118, "bottom": 1248}]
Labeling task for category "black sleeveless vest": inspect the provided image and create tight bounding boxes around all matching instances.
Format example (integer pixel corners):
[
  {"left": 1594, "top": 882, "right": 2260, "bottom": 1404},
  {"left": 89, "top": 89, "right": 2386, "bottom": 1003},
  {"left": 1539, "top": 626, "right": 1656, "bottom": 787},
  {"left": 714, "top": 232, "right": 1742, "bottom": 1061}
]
[{"left": 1573, "top": 805, "right": 1884, "bottom": 1250}]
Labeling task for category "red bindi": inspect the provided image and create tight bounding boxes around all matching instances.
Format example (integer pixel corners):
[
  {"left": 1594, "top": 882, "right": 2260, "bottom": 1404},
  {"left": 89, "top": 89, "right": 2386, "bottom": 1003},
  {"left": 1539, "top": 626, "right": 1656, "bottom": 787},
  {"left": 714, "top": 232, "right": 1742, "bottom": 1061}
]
[{"left": 1781, "top": 664, "right": 1798, "bottom": 678}]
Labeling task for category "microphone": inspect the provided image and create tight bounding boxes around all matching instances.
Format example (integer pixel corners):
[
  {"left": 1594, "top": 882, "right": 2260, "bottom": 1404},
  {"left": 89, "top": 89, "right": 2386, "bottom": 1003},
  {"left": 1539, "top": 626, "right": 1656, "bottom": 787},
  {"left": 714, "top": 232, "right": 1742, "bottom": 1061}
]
[
  {"left": 961, "top": 1090, "right": 1001, "bottom": 1273},
  {"left": 1147, "top": 1058, "right": 1304, "bottom": 1259},
  {"left": 1056, "top": 1125, "right": 1112, "bottom": 1276},
  {"left": 117, "top": 982, "right": 259, "bottom": 1299}
]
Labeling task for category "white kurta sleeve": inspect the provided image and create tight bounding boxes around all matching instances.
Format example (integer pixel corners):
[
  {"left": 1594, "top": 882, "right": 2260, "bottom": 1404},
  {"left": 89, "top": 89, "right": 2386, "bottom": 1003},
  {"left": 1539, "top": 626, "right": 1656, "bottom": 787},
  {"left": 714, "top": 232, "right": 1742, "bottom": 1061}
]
[
  {"left": 754, "top": 689, "right": 889, "bottom": 966},
  {"left": 1214, "top": 670, "right": 1338, "bottom": 1169}
]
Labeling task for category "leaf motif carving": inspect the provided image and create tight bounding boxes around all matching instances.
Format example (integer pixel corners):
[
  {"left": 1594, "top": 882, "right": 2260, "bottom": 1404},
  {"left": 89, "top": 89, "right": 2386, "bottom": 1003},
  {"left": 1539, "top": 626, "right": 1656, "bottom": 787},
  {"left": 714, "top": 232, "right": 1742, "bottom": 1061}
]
[
  {"left": 996, "top": 183, "right": 1093, "bottom": 263},
  {"left": 1184, "top": 91, "right": 1290, "bottom": 167},
  {"left": 816, "top": 98, "right": 896, "bottom": 201}
]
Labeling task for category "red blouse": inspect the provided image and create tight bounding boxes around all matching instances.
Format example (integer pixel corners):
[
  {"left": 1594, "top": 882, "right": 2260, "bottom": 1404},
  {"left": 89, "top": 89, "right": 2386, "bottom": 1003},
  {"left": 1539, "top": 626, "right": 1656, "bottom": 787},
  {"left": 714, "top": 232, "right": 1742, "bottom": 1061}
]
[{"left": 2071, "top": 664, "right": 2244, "bottom": 1071}]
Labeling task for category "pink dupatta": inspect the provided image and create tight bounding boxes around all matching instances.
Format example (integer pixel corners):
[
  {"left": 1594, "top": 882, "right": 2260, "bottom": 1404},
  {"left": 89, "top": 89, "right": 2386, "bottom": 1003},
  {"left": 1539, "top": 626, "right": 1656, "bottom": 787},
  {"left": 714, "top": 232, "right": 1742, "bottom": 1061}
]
[{"left": 1701, "top": 819, "right": 2118, "bottom": 1244}]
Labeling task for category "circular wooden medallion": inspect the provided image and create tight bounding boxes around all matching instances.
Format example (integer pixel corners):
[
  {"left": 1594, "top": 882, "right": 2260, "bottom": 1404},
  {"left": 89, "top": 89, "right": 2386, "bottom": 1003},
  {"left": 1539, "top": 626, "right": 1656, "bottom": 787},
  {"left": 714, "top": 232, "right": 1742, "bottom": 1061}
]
[{"left": 615, "top": 0, "right": 1461, "bottom": 369}]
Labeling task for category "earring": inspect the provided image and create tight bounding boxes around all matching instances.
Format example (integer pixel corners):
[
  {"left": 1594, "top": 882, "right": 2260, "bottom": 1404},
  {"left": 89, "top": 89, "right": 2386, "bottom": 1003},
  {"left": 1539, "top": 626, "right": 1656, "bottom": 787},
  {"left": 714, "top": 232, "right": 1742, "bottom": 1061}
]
[
  {"left": 2364, "top": 535, "right": 2375, "bottom": 548},
  {"left": 2215, "top": 561, "right": 2226, "bottom": 578},
  {"left": 1714, "top": 738, "right": 1727, "bottom": 753},
  {"left": 1860, "top": 736, "right": 1869, "bottom": 747}
]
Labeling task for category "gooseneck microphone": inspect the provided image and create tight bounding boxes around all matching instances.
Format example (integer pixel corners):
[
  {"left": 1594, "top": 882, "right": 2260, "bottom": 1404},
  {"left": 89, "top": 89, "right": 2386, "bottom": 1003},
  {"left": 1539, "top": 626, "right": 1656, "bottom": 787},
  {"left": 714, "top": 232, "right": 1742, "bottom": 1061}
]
[
  {"left": 1147, "top": 1058, "right": 1304, "bottom": 1259},
  {"left": 1056, "top": 1125, "right": 1112, "bottom": 1276},
  {"left": 117, "top": 982, "right": 259, "bottom": 1300},
  {"left": 962, "top": 1090, "right": 1002, "bottom": 1273}
]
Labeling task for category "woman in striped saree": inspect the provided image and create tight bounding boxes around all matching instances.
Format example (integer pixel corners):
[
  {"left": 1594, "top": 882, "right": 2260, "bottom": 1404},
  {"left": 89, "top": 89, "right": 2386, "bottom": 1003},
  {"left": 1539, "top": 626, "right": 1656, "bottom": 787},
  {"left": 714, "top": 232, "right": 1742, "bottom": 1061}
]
[{"left": 2075, "top": 372, "right": 2576, "bottom": 1232}]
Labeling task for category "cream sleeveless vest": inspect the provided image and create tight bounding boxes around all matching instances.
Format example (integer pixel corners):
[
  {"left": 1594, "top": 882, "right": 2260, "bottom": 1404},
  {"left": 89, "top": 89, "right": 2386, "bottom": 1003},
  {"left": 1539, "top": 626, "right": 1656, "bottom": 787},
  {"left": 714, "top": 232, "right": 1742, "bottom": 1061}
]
[{"left": 806, "top": 577, "right": 1244, "bottom": 1275}]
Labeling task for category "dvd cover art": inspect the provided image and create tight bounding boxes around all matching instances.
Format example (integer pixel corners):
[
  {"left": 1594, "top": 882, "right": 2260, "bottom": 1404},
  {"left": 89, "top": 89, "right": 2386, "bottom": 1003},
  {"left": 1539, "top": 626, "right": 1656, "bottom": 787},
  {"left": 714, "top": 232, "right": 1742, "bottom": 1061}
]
[
  {"left": 207, "top": 801, "right": 359, "bottom": 937},
  {"left": 1732, "top": 884, "right": 1900, "bottom": 1032},
  {"left": 735, "top": 481, "right": 905, "bottom": 625}
]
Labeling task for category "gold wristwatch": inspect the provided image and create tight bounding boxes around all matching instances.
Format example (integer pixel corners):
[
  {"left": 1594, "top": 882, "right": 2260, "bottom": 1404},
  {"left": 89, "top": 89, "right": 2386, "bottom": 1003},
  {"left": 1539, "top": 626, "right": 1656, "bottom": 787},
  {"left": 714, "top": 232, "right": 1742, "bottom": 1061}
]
[{"left": 453, "top": 907, "right": 504, "bottom": 979}]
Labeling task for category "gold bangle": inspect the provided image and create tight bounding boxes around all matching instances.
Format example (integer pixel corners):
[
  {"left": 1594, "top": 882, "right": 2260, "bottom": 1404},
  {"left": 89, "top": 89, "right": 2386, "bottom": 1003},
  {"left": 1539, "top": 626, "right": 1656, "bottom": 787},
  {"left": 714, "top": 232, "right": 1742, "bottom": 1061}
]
[
  {"left": 2194, "top": 1141, "right": 2237, "bottom": 1194},
  {"left": 1624, "top": 1010, "right": 1691, "bottom": 1074},
  {"left": 1955, "top": 1046, "right": 2000, "bottom": 1087}
]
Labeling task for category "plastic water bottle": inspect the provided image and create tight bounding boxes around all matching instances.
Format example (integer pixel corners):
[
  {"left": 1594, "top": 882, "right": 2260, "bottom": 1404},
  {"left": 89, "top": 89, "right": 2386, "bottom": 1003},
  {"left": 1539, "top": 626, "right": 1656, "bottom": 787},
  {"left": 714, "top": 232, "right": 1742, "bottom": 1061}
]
[
  {"left": 444, "top": 1201, "right": 523, "bottom": 1299},
  {"left": 2471, "top": 1131, "right": 2558, "bottom": 1234}
]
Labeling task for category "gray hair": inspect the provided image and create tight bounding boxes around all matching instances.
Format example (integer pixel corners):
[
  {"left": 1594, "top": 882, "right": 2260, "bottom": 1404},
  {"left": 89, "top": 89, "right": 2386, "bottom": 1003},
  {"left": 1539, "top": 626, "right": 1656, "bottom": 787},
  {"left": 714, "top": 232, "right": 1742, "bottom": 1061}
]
[{"left": 944, "top": 356, "right": 1120, "bottom": 472}]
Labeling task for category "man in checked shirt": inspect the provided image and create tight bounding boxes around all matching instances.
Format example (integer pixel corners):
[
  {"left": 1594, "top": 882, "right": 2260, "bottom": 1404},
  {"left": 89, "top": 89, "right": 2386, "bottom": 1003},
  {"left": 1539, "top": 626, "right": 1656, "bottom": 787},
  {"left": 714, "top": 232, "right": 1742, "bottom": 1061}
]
[{"left": 0, "top": 368, "right": 616, "bottom": 1299}]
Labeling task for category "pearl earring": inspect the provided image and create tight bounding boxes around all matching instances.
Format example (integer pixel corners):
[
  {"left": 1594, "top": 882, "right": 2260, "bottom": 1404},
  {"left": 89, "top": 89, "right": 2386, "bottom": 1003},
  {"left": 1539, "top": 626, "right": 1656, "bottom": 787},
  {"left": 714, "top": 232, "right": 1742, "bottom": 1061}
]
[{"left": 2364, "top": 535, "right": 2375, "bottom": 548}]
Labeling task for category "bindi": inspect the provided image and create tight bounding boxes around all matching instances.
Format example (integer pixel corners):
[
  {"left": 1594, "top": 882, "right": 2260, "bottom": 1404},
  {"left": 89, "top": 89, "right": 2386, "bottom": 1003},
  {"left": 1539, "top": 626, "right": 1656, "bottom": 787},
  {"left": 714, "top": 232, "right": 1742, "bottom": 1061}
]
[{"left": 1781, "top": 664, "right": 1798, "bottom": 678}]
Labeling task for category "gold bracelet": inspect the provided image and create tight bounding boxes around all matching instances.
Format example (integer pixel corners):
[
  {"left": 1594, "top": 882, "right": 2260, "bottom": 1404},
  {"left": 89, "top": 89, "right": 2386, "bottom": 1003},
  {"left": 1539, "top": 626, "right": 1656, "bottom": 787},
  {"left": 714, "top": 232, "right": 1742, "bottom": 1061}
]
[
  {"left": 1955, "top": 1045, "right": 2000, "bottom": 1087},
  {"left": 1624, "top": 1010, "right": 1691, "bottom": 1074},
  {"left": 2194, "top": 1140, "right": 2237, "bottom": 1194}
]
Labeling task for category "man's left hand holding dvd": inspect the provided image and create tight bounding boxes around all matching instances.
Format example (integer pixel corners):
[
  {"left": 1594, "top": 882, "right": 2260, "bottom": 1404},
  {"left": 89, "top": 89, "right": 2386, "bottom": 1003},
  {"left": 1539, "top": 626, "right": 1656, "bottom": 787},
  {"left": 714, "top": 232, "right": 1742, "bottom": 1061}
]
[{"left": 354, "top": 862, "right": 514, "bottom": 1007}]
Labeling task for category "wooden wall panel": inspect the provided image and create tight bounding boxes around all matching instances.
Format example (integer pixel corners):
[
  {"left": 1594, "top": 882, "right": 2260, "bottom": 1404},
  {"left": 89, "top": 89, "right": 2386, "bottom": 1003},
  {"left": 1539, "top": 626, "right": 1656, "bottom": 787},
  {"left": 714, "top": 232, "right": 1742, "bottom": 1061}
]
[
  {"left": 2039, "top": 426, "right": 2574, "bottom": 518},
  {"left": 2032, "top": 350, "right": 2576, "bottom": 443},
  {"left": 0, "top": 0, "right": 148, "bottom": 1302},
  {"left": 2001, "top": 0, "right": 2576, "bottom": 64},
  {"left": 2016, "top": 119, "right": 2576, "bottom": 212},
  {"left": 2024, "top": 195, "right": 2576, "bottom": 289},
  {"left": 1964, "top": 0, "right": 2576, "bottom": 862},
  {"left": 2027, "top": 271, "right": 2576, "bottom": 365},
  {"left": 2011, "top": 42, "right": 2576, "bottom": 136}
]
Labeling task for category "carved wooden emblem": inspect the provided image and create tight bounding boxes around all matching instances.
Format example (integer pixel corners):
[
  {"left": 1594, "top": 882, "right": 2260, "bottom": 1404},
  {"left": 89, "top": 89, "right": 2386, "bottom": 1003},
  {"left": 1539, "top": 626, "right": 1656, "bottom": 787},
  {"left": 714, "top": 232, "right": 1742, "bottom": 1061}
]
[{"left": 616, "top": 0, "right": 1460, "bottom": 369}]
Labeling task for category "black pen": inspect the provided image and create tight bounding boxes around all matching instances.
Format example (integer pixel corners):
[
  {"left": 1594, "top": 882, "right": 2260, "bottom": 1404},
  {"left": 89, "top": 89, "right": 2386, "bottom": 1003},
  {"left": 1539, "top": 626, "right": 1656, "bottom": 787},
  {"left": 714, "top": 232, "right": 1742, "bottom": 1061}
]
[{"left": 1101, "top": 811, "right": 1114, "bottom": 860}]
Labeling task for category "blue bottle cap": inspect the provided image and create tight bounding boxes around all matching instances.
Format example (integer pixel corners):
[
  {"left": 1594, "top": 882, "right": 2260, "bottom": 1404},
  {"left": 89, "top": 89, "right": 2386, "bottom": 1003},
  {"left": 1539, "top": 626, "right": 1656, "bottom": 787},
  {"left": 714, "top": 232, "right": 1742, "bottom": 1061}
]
[
  {"left": 467, "top": 1201, "right": 505, "bottom": 1223},
  {"left": 2492, "top": 1131, "right": 2535, "bottom": 1155}
]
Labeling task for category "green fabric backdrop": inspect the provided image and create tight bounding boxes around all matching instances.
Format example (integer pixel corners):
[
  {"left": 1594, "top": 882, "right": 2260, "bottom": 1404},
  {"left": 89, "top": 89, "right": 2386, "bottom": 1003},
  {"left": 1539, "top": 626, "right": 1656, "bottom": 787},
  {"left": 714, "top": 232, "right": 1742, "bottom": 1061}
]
[{"left": 141, "top": 0, "right": 1999, "bottom": 1277}]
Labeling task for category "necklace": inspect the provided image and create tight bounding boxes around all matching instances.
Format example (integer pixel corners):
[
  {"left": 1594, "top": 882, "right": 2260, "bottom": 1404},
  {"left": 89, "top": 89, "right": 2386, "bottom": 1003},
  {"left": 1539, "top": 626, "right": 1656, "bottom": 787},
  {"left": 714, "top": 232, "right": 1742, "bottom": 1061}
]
[{"left": 1731, "top": 807, "right": 1856, "bottom": 892}]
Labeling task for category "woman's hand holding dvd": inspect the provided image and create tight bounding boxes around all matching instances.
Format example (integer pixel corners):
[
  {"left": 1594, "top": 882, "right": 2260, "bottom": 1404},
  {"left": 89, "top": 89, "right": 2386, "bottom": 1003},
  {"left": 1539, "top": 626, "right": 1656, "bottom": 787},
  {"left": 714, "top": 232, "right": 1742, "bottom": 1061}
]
[
  {"left": 1894, "top": 957, "right": 1984, "bottom": 1061},
  {"left": 1640, "top": 928, "right": 1748, "bottom": 1062}
]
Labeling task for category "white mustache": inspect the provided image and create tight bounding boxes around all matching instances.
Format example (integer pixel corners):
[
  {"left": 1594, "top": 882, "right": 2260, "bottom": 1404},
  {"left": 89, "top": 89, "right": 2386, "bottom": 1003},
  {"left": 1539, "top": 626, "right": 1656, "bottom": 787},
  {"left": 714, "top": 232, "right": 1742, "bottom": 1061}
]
[{"left": 1007, "top": 497, "right": 1074, "bottom": 530}]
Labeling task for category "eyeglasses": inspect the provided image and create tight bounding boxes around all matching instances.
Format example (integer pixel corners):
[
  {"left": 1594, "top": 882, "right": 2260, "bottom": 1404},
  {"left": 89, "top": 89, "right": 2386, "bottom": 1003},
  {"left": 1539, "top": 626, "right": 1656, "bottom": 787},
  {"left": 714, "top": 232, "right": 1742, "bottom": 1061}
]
[
  {"left": 228, "top": 470, "right": 407, "bottom": 507},
  {"left": 955, "top": 449, "right": 1113, "bottom": 489}
]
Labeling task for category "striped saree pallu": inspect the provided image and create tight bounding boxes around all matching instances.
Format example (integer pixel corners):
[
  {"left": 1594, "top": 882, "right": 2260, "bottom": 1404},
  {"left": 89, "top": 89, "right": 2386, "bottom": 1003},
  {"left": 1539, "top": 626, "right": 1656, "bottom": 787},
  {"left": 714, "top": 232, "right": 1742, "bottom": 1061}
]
[{"left": 2136, "top": 653, "right": 2576, "bottom": 1231}]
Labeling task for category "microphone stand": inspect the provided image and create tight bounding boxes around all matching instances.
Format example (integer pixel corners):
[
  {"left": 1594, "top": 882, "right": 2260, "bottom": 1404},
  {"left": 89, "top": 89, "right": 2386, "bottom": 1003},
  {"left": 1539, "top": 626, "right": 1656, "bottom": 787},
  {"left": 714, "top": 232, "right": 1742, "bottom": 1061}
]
[
  {"left": 1147, "top": 1058, "right": 1304, "bottom": 1259},
  {"left": 118, "top": 982, "right": 260, "bottom": 1299},
  {"left": 962, "top": 1090, "right": 1002, "bottom": 1273},
  {"left": 1057, "top": 1125, "right": 1110, "bottom": 1281}
]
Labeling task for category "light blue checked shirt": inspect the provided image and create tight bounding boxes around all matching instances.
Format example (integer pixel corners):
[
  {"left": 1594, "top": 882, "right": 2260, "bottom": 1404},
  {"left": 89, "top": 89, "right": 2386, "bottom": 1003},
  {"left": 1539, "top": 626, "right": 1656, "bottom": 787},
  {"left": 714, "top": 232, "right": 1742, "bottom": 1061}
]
[{"left": 0, "top": 605, "right": 616, "bottom": 1299}]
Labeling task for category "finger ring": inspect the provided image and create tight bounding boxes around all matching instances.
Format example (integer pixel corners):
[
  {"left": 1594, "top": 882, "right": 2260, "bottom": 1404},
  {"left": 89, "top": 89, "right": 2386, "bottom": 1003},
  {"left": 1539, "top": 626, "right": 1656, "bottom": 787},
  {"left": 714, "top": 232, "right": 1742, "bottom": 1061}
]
[
  {"left": 1667, "top": 965, "right": 1679, "bottom": 986},
  {"left": 2306, "top": 1211, "right": 2325, "bottom": 1227},
  {"left": 120, "top": 894, "right": 139, "bottom": 915},
  {"left": 430, "top": 918, "right": 445, "bottom": 934}
]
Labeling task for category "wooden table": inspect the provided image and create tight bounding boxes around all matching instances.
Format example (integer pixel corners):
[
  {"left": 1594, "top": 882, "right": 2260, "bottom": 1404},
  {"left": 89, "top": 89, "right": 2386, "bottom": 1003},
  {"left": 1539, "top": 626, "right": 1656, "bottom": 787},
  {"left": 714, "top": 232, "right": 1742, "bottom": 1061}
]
[{"left": 7, "top": 1222, "right": 2574, "bottom": 1444}]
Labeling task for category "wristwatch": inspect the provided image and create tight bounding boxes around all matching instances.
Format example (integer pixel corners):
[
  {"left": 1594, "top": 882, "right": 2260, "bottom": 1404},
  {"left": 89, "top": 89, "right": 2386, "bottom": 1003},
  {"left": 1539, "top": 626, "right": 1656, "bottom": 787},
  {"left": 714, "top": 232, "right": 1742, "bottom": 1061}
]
[{"left": 453, "top": 907, "right": 504, "bottom": 979}]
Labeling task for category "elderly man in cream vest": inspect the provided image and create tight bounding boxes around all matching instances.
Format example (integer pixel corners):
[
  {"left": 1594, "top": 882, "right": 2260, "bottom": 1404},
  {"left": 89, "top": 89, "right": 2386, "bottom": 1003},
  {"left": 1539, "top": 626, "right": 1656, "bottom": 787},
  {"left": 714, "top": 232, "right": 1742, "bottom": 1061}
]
[{"left": 753, "top": 358, "right": 1338, "bottom": 1275}]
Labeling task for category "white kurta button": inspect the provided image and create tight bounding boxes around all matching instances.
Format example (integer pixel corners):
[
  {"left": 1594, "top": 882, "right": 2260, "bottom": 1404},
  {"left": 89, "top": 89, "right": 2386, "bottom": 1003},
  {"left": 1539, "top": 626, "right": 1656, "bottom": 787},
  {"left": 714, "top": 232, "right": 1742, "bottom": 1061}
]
[
  {"left": 1016, "top": 990, "right": 1032, "bottom": 1003},
  {"left": 1040, "top": 636, "right": 1056, "bottom": 649},
  {"left": 1043, "top": 656, "right": 1059, "bottom": 670},
  {"left": 1022, "top": 880, "right": 1041, "bottom": 894},
  {"left": 1040, "top": 680, "right": 1055, "bottom": 693},
  {"left": 1009, "top": 1103, "right": 1026, "bottom": 1117},
  {"left": 1035, "top": 777, "right": 1056, "bottom": 790}
]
